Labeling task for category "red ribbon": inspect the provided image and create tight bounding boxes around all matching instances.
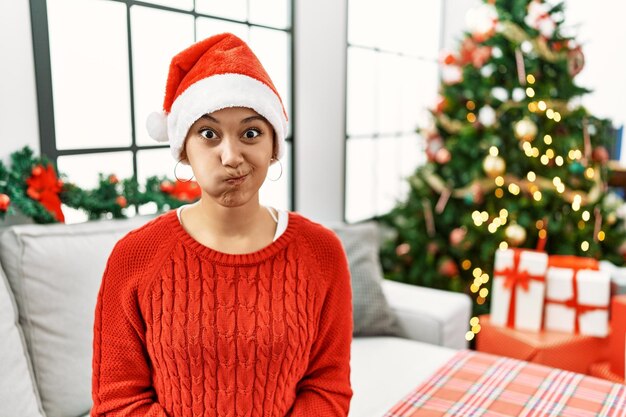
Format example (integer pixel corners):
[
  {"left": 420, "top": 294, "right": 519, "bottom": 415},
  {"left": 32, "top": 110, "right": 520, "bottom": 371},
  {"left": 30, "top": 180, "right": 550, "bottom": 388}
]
[
  {"left": 499, "top": 250, "right": 545, "bottom": 328},
  {"left": 545, "top": 265, "right": 607, "bottom": 334}
]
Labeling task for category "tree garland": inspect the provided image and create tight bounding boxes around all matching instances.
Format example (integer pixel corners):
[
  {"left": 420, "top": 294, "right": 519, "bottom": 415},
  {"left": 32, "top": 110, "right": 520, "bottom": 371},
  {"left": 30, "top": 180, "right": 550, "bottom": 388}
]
[{"left": 0, "top": 146, "right": 201, "bottom": 224}]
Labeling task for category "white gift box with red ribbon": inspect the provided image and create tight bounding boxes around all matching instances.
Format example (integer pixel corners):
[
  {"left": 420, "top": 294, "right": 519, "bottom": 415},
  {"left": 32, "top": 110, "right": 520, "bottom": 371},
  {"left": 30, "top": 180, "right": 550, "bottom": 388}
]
[
  {"left": 544, "top": 260, "right": 611, "bottom": 337},
  {"left": 490, "top": 248, "right": 548, "bottom": 332}
]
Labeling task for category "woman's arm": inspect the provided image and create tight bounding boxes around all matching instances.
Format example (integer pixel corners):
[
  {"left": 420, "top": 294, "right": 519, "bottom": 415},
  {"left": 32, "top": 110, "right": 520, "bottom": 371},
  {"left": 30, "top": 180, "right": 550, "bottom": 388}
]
[
  {"left": 91, "top": 241, "right": 169, "bottom": 417},
  {"left": 287, "top": 233, "right": 354, "bottom": 416}
]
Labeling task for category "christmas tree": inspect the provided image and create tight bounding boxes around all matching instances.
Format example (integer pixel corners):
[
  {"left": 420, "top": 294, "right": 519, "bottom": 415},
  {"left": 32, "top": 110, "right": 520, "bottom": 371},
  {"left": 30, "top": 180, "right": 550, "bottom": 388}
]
[{"left": 379, "top": 0, "right": 626, "bottom": 329}]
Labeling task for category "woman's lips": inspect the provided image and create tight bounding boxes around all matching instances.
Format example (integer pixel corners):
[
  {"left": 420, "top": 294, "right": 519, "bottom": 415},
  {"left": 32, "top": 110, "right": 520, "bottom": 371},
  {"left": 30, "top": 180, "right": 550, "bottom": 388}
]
[{"left": 225, "top": 174, "right": 248, "bottom": 185}]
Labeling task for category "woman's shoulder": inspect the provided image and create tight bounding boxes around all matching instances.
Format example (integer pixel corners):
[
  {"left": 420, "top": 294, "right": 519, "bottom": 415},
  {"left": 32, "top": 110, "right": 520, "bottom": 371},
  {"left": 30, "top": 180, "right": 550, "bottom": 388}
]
[
  {"left": 288, "top": 212, "right": 345, "bottom": 257},
  {"left": 107, "top": 211, "right": 178, "bottom": 269}
]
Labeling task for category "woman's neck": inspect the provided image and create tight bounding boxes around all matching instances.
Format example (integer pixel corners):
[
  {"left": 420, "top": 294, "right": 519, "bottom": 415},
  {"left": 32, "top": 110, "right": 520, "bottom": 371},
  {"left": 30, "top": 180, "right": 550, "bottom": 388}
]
[{"left": 180, "top": 197, "right": 277, "bottom": 254}]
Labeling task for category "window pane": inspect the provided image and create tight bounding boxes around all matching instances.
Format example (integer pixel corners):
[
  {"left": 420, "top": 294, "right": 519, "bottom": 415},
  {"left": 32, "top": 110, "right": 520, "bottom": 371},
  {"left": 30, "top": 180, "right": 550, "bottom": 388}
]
[
  {"left": 401, "top": 60, "right": 439, "bottom": 132},
  {"left": 196, "top": 17, "right": 249, "bottom": 42},
  {"left": 377, "top": 0, "right": 442, "bottom": 58},
  {"left": 249, "top": 27, "right": 291, "bottom": 137},
  {"left": 139, "top": 0, "right": 193, "bottom": 11},
  {"left": 400, "top": 133, "right": 424, "bottom": 179},
  {"left": 376, "top": 136, "right": 401, "bottom": 216},
  {"left": 346, "top": 138, "right": 376, "bottom": 223},
  {"left": 249, "top": 0, "right": 290, "bottom": 29},
  {"left": 136, "top": 148, "right": 179, "bottom": 185},
  {"left": 348, "top": 0, "right": 378, "bottom": 48},
  {"left": 48, "top": 0, "right": 131, "bottom": 150},
  {"left": 195, "top": 0, "right": 247, "bottom": 21},
  {"left": 57, "top": 151, "right": 133, "bottom": 190},
  {"left": 348, "top": 0, "right": 442, "bottom": 58},
  {"left": 131, "top": 6, "right": 194, "bottom": 146},
  {"left": 347, "top": 47, "right": 377, "bottom": 136},
  {"left": 260, "top": 142, "right": 291, "bottom": 210},
  {"left": 398, "top": 134, "right": 423, "bottom": 199},
  {"left": 377, "top": 53, "right": 402, "bottom": 135}
]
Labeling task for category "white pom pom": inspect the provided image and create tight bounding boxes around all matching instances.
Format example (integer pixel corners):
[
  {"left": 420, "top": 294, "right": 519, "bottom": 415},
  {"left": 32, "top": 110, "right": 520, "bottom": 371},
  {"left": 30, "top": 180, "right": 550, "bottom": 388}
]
[{"left": 146, "top": 111, "right": 169, "bottom": 142}]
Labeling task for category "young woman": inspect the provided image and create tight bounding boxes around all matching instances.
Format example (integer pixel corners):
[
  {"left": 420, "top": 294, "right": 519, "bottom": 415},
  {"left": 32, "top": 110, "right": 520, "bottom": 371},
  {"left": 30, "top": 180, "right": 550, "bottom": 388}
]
[{"left": 91, "top": 33, "right": 353, "bottom": 417}]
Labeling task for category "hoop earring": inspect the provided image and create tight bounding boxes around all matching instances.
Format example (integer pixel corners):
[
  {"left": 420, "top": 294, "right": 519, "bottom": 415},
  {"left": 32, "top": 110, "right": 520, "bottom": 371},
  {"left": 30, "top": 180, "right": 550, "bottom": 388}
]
[
  {"left": 174, "top": 160, "right": 194, "bottom": 183},
  {"left": 268, "top": 158, "right": 283, "bottom": 181}
]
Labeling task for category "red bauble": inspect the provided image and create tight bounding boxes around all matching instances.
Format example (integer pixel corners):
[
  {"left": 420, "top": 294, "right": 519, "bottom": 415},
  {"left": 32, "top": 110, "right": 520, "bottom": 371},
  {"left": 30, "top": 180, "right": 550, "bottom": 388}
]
[
  {"left": 395, "top": 242, "right": 411, "bottom": 257},
  {"left": 442, "top": 53, "right": 457, "bottom": 66},
  {"left": 434, "top": 96, "right": 448, "bottom": 113},
  {"left": 438, "top": 258, "right": 459, "bottom": 278},
  {"left": 0, "top": 193, "right": 10, "bottom": 212},
  {"left": 31, "top": 165, "right": 43, "bottom": 177},
  {"left": 592, "top": 146, "right": 610, "bottom": 164},
  {"left": 435, "top": 148, "right": 452, "bottom": 164},
  {"left": 115, "top": 196, "right": 127, "bottom": 208},
  {"left": 426, "top": 136, "right": 444, "bottom": 162},
  {"left": 108, "top": 174, "right": 119, "bottom": 184},
  {"left": 449, "top": 227, "right": 467, "bottom": 247},
  {"left": 568, "top": 46, "right": 585, "bottom": 76}
]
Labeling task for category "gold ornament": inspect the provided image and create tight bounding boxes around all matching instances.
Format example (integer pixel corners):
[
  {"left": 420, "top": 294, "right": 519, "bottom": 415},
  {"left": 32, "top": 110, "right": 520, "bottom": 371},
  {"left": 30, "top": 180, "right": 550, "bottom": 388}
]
[
  {"left": 505, "top": 223, "right": 527, "bottom": 247},
  {"left": 607, "top": 213, "right": 617, "bottom": 225},
  {"left": 514, "top": 118, "right": 538, "bottom": 142},
  {"left": 483, "top": 155, "right": 506, "bottom": 178}
]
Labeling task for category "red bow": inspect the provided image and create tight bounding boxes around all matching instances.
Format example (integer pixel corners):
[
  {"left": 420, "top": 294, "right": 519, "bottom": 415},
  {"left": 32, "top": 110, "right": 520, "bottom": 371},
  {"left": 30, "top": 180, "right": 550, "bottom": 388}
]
[
  {"left": 25, "top": 164, "right": 65, "bottom": 222},
  {"left": 499, "top": 250, "right": 545, "bottom": 328}
]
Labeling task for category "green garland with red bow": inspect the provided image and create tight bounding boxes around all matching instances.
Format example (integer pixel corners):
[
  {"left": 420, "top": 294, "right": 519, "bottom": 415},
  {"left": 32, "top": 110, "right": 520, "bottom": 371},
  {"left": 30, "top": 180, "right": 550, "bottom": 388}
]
[{"left": 0, "top": 146, "right": 201, "bottom": 224}]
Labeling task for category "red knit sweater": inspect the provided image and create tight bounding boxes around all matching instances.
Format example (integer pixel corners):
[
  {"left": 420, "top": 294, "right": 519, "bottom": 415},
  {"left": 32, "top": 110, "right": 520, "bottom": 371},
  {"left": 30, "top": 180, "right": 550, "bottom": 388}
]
[{"left": 91, "top": 210, "right": 353, "bottom": 417}]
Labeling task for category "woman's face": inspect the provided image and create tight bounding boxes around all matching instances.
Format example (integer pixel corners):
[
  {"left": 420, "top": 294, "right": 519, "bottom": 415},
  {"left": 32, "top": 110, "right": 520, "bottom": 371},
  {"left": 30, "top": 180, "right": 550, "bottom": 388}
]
[{"left": 183, "top": 106, "right": 275, "bottom": 208}]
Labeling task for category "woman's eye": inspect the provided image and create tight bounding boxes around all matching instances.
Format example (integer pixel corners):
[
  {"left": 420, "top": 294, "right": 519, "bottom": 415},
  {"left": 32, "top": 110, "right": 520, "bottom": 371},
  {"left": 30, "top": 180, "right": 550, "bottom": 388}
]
[
  {"left": 244, "top": 129, "right": 261, "bottom": 139},
  {"left": 200, "top": 129, "right": 217, "bottom": 140}
]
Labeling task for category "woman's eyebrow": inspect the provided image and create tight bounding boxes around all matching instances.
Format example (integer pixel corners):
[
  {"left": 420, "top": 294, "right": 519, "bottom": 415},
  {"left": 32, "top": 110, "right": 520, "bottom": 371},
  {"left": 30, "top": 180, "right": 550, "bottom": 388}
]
[
  {"left": 200, "top": 114, "right": 219, "bottom": 123},
  {"left": 240, "top": 115, "right": 266, "bottom": 124}
]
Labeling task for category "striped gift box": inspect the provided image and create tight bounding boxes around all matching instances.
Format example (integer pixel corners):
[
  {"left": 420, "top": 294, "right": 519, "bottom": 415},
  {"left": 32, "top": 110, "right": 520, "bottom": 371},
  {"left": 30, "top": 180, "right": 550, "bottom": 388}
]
[{"left": 385, "top": 350, "right": 626, "bottom": 417}]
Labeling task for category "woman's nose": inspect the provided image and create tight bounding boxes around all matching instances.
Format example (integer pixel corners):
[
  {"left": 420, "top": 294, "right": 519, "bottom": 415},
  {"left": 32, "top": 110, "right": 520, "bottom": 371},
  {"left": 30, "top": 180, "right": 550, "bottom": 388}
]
[{"left": 220, "top": 136, "right": 244, "bottom": 167}]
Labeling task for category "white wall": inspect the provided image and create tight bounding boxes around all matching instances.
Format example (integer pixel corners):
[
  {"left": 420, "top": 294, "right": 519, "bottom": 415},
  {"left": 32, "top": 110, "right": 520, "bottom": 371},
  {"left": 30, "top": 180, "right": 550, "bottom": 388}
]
[
  {"left": 564, "top": 1, "right": 626, "bottom": 132},
  {"left": 0, "top": 0, "right": 40, "bottom": 163},
  {"left": 293, "top": 0, "right": 347, "bottom": 222}
]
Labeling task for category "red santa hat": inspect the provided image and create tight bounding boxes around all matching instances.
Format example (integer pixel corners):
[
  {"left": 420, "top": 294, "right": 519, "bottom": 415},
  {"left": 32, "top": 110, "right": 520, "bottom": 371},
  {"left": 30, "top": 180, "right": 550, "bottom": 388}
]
[{"left": 146, "top": 33, "right": 288, "bottom": 162}]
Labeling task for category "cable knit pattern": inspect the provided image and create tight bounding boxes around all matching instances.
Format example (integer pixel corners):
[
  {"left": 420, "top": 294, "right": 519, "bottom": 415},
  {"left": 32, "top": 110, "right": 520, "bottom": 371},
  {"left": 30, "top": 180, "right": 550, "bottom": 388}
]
[{"left": 91, "top": 210, "right": 353, "bottom": 417}]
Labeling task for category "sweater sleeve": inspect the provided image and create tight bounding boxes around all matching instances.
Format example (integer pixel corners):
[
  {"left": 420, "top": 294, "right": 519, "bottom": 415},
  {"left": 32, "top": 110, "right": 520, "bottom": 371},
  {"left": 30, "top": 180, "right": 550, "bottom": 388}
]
[
  {"left": 287, "top": 232, "right": 354, "bottom": 416},
  {"left": 91, "top": 239, "right": 169, "bottom": 417}
]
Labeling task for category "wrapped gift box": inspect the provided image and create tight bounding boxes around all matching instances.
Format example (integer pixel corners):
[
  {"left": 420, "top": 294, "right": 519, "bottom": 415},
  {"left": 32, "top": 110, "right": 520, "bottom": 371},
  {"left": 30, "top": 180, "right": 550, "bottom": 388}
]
[
  {"left": 476, "top": 314, "right": 607, "bottom": 374},
  {"left": 600, "top": 260, "right": 626, "bottom": 295},
  {"left": 544, "top": 256, "right": 610, "bottom": 337},
  {"left": 490, "top": 248, "right": 548, "bottom": 332},
  {"left": 609, "top": 295, "right": 626, "bottom": 378}
]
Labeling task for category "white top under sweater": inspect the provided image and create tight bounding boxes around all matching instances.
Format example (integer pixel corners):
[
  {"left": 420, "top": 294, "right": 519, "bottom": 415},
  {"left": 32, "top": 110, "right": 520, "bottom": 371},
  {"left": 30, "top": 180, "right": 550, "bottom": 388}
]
[{"left": 176, "top": 204, "right": 289, "bottom": 242}]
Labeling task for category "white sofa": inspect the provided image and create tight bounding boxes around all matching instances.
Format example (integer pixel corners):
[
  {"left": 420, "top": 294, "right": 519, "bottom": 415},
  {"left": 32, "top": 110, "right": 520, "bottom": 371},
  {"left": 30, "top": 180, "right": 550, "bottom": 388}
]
[{"left": 0, "top": 214, "right": 470, "bottom": 417}]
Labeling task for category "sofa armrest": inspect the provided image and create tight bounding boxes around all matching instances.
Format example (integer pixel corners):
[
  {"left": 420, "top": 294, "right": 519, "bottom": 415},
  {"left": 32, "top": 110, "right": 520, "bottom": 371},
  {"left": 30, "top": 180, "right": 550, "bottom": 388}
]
[{"left": 381, "top": 280, "right": 471, "bottom": 349}]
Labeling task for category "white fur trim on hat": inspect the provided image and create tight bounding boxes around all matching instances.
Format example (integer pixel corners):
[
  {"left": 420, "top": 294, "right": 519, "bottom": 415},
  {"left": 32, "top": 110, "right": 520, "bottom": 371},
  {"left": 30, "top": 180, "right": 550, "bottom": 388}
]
[
  {"left": 167, "top": 73, "right": 288, "bottom": 162},
  {"left": 146, "top": 111, "right": 169, "bottom": 142}
]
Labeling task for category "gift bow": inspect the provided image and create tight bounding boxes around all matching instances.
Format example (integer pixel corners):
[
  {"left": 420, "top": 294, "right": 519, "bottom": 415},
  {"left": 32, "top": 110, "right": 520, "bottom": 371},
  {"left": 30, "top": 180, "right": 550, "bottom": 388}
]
[{"left": 499, "top": 250, "right": 545, "bottom": 328}]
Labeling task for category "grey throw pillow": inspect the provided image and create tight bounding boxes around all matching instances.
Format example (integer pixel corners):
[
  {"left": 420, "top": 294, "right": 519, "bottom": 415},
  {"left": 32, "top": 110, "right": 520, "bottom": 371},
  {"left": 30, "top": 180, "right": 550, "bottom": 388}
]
[{"left": 330, "top": 222, "right": 405, "bottom": 337}]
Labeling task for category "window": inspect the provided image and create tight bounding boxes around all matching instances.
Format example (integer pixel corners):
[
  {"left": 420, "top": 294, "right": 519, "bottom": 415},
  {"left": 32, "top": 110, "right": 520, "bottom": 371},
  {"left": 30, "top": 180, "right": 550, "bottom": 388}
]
[
  {"left": 30, "top": 0, "right": 293, "bottom": 220},
  {"left": 345, "top": 0, "right": 443, "bottom": 222}
]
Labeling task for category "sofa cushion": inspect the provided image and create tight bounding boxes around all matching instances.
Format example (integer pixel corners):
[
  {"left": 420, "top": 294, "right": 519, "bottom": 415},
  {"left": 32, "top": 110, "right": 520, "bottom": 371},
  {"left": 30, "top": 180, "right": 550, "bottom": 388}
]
[
  {"left": 0, "top": 215, "right": 154, "bottom": 417},
  {"left": 350, "top": 337, "right": 456, "bottom": 417},
  {"left": 0, "top": 263, "right": 44, "bottom": 417},
  {"left": 330, "top": 222, "right": 404, "bottom": 337}
]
